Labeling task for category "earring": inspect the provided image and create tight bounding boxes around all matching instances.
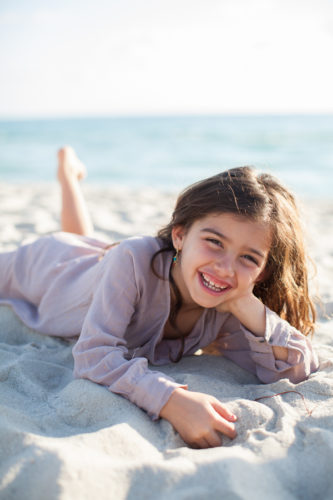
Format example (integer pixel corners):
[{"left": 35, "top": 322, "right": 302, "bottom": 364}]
[{"left": 173, "top": 248, "right": 180, "bottom": 264}]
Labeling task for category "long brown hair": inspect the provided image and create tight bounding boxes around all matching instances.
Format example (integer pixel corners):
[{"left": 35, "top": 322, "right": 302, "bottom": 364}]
[{"left": 151, "top": 166, "right": 316, "bottom": 342}]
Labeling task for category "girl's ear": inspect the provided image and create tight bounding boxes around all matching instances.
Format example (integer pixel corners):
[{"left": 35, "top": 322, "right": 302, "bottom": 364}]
[
  {"left": 171, "top": 225, "right": 186, "bottom": 250},
  {"left": 255, "top": 264, "right": 271, "bottom": 283},
  {"left": 255, "top": 270, "right": 266, "bottom": 283}
]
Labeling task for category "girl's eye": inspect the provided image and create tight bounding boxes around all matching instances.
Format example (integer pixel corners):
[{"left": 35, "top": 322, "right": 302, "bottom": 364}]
[
  {"left": 242, "top": 254, "right": 259, "bottom": 266},
  {"left": 206, "top": 238, "right": 223, "bottom": 247}
]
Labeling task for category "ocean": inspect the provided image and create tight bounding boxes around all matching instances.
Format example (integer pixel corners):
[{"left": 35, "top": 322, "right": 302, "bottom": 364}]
[{"left": 0, "top": 115, "right": 332, "bottom": 199}]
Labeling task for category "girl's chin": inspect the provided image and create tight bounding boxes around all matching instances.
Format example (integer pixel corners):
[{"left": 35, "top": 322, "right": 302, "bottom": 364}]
[{"left": 191, "top": 290, "right": 231, "bottom": 309}]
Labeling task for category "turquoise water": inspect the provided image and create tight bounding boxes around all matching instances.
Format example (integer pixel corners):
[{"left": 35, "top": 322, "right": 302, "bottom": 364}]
[{"left": 0, "top": 115, "right": 332, "bottom": 198}]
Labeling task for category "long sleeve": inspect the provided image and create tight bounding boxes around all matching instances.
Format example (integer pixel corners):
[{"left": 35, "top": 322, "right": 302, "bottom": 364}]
[
  {"left": 211, "top": 307, "right": 319, "bottom": 384},
  {"left": 72, "top": 240, "right": 185, "bottom": 420}
]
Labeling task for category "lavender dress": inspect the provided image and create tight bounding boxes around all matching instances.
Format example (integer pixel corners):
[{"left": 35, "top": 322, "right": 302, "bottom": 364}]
[{"left": 0, "top": 232, "right": 319, "bottom": 419}]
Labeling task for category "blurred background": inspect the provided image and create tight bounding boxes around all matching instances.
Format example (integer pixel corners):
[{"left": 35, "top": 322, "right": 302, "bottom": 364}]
[{"left": 0, "top": 0, "right": 332, "bottom": 197}]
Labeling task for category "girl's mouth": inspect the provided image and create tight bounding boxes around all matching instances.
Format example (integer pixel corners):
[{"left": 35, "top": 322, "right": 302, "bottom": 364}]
[{"left": 199, "top": 272, "right": 231, "bottom": 295}]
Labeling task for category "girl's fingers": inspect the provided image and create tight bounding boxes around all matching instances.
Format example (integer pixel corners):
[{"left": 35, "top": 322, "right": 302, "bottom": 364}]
[
  {"left": 192, "top": 432, "right": 223, "bottom": 448},
  {"left": 212, "top": 399, "right": 237, "bottom": 422},
  {"left": 214, "top": 415, "right": 237, "bottom": 440},
  {"left": 190, "top": 437, "right": 210, "bottom": 449},
  {"left": 211, "top": 401, "right": 237, "bottom": 439},
  {"left": 206, "top": 430, "right": 222, "bottom": 448}
]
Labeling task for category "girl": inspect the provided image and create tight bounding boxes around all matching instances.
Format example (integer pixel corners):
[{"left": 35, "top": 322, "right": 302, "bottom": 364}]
[{"left": 0, "top": 147, "right": 318, "bottom": 449}]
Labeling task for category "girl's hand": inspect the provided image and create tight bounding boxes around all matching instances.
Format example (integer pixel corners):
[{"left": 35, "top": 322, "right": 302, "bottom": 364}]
[
  {"left": 215, "top": 285, "right": 256, "bottom": 315},
  {"left": 159, "top": 388, "right": 237, "bottom": 448}
]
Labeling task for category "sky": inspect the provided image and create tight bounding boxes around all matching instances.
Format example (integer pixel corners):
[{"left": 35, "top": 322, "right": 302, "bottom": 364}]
[{"left": 0, "top": 0, "right": 333, "bottom": 118}]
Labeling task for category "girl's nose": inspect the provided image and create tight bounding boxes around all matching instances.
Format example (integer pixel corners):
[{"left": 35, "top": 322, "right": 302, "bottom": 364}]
[{"left": 215, "top": 255, "right": 235, "bottom": 277}]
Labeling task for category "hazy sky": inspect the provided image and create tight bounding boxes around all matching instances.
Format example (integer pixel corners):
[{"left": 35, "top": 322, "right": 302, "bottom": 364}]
[{"left": 1, "top": 0, "right": 333, "bottom": 118}]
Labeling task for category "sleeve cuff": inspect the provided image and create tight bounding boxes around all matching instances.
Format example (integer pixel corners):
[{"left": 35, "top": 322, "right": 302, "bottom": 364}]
[
  {"left": 240, "top": 306, "right": 291, "bottom": 353},
  {"left": 128, "top": 370, "right": 188, "bottom": 420}
]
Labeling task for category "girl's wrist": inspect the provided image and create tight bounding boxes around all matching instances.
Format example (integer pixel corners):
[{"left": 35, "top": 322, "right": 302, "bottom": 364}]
[
  {"left": 227, "top": 294, "right": 260, "bottom": 316},
  {"left": 229, "top": 295, "right": 266, "bottom": 336},
  {"left": 159, "top": 387, "right": 186, "bottom": 419}
]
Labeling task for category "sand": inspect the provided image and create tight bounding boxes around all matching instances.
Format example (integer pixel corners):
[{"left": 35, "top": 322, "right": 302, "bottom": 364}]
[{"left": 0, "top": 182, "right": 332, "bottom": 500}]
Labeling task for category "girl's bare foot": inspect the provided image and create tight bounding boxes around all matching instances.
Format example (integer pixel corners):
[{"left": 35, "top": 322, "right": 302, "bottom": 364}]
[{"left": 57, "top": 146, "right": 87, "bottom": 184}]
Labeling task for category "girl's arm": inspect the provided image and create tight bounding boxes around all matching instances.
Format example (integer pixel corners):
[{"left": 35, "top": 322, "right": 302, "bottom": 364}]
[
  {"left": 213, "top": 295, "right": 319, "bottom": 384},
  {"left": 72, "top": 241, "right": 185, "bottom": 420},
  {"left": 218, "top": 293, "right": 289, "bottom": 362}
]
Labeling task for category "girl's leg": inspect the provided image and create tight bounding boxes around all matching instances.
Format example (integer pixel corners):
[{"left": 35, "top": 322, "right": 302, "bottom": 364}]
[{"left": 57, "top": 146, "right": 94, "bottom": 236}]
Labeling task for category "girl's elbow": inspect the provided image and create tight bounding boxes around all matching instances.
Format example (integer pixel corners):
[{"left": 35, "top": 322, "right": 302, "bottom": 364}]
[{"left": 257, "top": 362, "right": 318, "bottom": 385}]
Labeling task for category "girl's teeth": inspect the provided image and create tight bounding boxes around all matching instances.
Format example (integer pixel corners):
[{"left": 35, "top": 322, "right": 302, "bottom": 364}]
[{"left": 201, "top": 273, "right": 227, "bottom": 292}]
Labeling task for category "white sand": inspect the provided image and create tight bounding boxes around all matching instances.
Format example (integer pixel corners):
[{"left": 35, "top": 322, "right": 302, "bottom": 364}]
[{"left": 0, "top": 183, "right": 332, "bottom": 500}]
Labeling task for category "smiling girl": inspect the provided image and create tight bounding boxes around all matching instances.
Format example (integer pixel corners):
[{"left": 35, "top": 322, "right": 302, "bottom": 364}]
[{"left": 0, "top": 147, "right": 318, "bottom": 448}]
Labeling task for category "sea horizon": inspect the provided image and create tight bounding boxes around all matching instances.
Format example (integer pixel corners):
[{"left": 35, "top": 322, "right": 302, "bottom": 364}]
[
  {"left": 1, "top": 111, "right": 333, "bottom": 121},
  {"left": 1, "top": 114, "right": 332, "bottom": 199}
]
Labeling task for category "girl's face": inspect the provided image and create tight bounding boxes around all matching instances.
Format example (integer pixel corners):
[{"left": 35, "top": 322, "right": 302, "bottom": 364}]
[{"left": 171, "top": 213, "right": 272, "bottom": 310}]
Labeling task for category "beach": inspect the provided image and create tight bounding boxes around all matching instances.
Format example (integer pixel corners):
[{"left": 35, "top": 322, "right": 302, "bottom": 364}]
[{"left": 0, "top": 182, "right": 333, "bottom": 500}]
